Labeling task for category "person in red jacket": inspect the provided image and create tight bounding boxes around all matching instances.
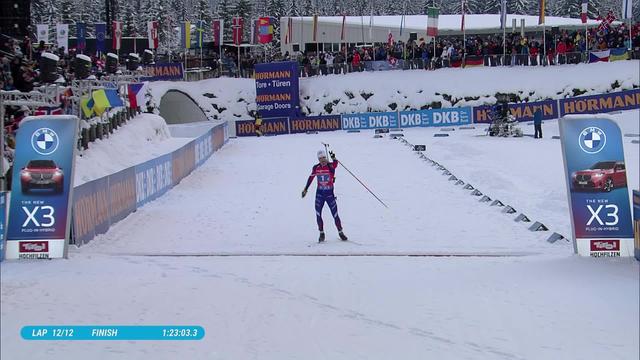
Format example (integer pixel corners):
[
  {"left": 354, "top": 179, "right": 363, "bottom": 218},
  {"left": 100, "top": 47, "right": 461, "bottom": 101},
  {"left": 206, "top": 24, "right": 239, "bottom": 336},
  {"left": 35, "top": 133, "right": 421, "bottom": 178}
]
[
  {"left": 302, "top": 150, "right": 348, "bottom": 242},
  {"left": 351, "top": 50, "right": 361, "bottom": 72}
]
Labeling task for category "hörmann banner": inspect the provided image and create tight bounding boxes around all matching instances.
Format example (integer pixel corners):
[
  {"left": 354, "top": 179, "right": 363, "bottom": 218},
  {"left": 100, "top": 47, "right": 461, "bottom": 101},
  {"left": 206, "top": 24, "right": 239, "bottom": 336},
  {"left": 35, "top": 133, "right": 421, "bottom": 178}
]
[
  {"left": 559, "top": 115, "right": 634, "bottom": 257},
  {"left": 141, "top": 63, "right": 184, "bottom": 81},
  {"left": 235, "top": 118, "right": 290, "bottom": 137},
  {"left": 399, "top": 107, "right": 472, "bottom": 128},
  {"left": 342, "top": 112, "right": 399, "bottom": 130},
  {"left": 289, "top": 115, "right": 342, "bottom": 134},
  {"left": 559, "top": 89, "right": 640, "bottom": 116},
  {"left": 473, "top": 100, "right": 558, "bottom": 123},
  {"left": 6, "top": 116, "right": 79, "bottom": 259},
  {"left": 255, "top": 61, "right": 300, "bottom": 118}
]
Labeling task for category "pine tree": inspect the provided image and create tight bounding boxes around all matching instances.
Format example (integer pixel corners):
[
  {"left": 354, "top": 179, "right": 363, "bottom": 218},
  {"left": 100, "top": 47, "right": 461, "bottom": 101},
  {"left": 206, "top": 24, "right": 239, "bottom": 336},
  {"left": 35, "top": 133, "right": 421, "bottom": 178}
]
[
  {"left": 196, "top": 0, "right": 213, "bottom": 39},
  {"left": 471, "top": 0, "right": 500, "bottom": 14},
  {"left": 287, "top": 0, "right": 300, "bottom": 15},
  {"left": 217, "top": 0, "right": 233, "bottom": 42},
  {"left": 235, "top": 0, "right": 253, "bottom": 42},
  {"left": 302, "top": 0, "right": 313, "bottom": 15},
  {"left": 59, "top": 0, "right": 74, "bottom": 23},
  {"left": 122, "top": 1, "right": 137, "bottom": 37}
]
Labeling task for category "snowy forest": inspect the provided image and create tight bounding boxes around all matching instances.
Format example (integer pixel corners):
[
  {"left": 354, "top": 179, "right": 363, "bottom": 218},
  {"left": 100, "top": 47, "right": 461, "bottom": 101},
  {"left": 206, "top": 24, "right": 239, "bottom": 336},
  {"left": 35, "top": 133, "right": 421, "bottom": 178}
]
[{"left": 30, "top": 0, "right": 639, "bottom": 50}]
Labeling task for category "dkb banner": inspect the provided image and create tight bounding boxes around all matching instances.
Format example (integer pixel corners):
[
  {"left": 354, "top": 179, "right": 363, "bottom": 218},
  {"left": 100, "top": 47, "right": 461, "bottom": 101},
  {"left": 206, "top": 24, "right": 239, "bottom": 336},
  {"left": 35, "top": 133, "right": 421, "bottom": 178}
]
[
  {"left": 289, "top": 115, "right": 341, "bottom": 134},
  {"left": 341, "top": 112, "right": 399, "bottom": 130},
  {"left": 255, "top": 61, "right": 300, "bottom": 118},
  {"left": 399, "top": 107, "right": 472, "bottom": 128},
  {"left": 559, "top": 115, "right": 634, "bottom": 257},
  {"left": 6, "top": 116, "right": 79, "bottom": 259},
  {"left": 473, "top": 100, "right": 558, "bottom": 124}
]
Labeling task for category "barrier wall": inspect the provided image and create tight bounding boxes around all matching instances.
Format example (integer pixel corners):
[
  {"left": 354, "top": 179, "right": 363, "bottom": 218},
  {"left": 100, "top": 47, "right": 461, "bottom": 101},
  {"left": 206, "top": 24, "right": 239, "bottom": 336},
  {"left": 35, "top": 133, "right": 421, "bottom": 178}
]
[
  {"left": 230, "top": 88, "right": 639, "bottom": 137},
  {"left": 72, "top": 122, "right": 228, "bottom": 245}
]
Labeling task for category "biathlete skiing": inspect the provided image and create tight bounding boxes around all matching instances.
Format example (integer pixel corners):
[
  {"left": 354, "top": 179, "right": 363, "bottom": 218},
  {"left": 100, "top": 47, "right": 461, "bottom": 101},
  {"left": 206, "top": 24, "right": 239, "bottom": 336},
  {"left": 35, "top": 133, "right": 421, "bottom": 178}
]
[{"left": 302, "top": 149, "right": 348, "bottom": 243}]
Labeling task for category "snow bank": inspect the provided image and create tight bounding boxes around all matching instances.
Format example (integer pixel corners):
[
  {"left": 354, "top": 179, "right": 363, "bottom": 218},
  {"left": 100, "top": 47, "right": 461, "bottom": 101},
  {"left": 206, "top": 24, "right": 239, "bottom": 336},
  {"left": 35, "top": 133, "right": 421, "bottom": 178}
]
[
  {"left": 74, "top": 113, "right": 191, "bottom": 185},
  {"left": 147, "top": 61, "right": 639, "bottom": 119}
]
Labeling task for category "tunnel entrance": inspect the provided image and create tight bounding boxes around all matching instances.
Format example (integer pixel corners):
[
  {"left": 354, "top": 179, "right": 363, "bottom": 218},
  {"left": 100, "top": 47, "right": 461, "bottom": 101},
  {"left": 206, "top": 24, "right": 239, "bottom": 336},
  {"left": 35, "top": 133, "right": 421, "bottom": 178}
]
[{"left": 158, "top": 90, "right": 208, "bottom": 124}]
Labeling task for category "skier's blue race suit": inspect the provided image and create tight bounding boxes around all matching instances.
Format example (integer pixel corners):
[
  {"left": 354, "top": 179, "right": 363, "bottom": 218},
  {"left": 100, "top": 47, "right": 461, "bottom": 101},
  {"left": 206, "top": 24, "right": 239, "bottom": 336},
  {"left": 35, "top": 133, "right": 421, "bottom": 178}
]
[{"left": 304, "top": 160, "right": 343, "bottom": 232}]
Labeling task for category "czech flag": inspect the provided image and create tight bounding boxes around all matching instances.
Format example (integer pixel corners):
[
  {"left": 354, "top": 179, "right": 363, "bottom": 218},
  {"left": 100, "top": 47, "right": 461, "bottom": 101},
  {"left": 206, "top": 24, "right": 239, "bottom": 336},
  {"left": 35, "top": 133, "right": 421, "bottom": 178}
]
[
  {"left": 127, "top": 83, "right": 147, "bottom": 109},
  {"left": 589, "top": 49, "right": 610, "bottom": 63}
]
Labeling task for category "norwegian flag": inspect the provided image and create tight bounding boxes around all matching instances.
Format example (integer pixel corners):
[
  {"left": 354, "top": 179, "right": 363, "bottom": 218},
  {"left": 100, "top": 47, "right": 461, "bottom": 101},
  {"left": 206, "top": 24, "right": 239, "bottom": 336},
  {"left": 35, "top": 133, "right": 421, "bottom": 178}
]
[
  {"left": 598, "top": 11, "right": 616, "bottom": 33},
  {"left": 147, "top": 21, "right": 158, "bottom": 49},
  {"left": 581, "top": 0, "right": 588, "bottom": 23},
  {"left": 232, "top": 17, "right": 243, "bottom": 45},
  {"left": 112, "top": 21, "right": 122, "bottom": 50},
  {"left": 34, "top": 107, "right": 63, "bottom": 116}
]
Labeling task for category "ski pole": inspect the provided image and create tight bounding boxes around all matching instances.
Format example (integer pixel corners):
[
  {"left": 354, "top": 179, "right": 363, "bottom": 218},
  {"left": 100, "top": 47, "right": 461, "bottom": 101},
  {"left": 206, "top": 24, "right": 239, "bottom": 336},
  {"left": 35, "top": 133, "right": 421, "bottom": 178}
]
[{"left": 338, "top": 159, "right": 389, "bottom": 209}]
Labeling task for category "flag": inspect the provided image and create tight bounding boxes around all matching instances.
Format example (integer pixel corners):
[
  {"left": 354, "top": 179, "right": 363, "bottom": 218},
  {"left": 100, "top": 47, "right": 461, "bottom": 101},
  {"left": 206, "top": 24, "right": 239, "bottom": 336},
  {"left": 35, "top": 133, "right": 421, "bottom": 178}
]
[
  {"left": 341, "top": 15, "right": 347, "bottom": 41},
  {"left": 622, "top": 0, "right": 633, "bottom": 18},
  {"left": 461, "top": 0, "right": 466, "bottom": 32},
  {"left": 464, "top": 57, "right": 484, "bottom": 67},
  {"left": 426, "top": 7, "right": 439, "bottom": 40},
  {"left": 36, "top": 24, "right": 48, "bottom": 44},
  {"left": 388, "top": 30, "right": 393, "bottom": 46},
  {"left": 589, "top": 49, "right": 610, "bottom": 62},
  {"left": 610, "top": 47, "right": 630, "bottom": 61},
  {"left": 598, "top": 11, "right": 616, "bottom": 33},
  {"left": 313, "top": 15, "right": 319, "bottom": 42},
  {"left": 55, "top": 23, "right": 68, "bottom": 54},
  {"left": 112, "top": 21, "right": 122, "bottom": 50},
  {"left": 92, "top": 89, "right": 111, "bottom": 115},
  {"left": 232, "top": 17, "right": 243, "bottom": 45},
  {"left": 127, "top": 83, "right": 146, "bottom": 109},
  {"left": 581, "top": 0, "right": 589, "bottom": 23},
  {"left": 500, "top": 0, "right": 507, "bottom": 29},
  {"left": 285, "top": 17, "right": 293, "bottom": 44},
  {"left": 96, "top": 23, "right": 106, "bottom": 53},
  {"left": 251, "top": 18, "right": 259, "bottom": 44},
  {"left": 196, "top": 20, "right": 205, "bottom": 48},
  {"left": 258, "top": 17, "right": 273, "bottom": 44},
  {"left": 539, "top": 0, "right": 545, "bottom": 25},
  {"left": 148, "top": 21, "right": 158, "bottom": 49},
  {"left": 181, "top": 21, "right": 191, "bottom": 49},
  {"left": 105, "top": 89, "right": 124, "bottom": 107},
  {"left": 80, "top": 96, "right": 94, "bottom": 118},
  {"left": 212, "top": 20, "right": 223, "bottom": 47},
  {"left": 368, "top": 11, "right": 373, "bottom": 40},
  {"left": 76, "top": 23, "right": 86, "bottom": 51},
  {"left": 34, "top": 106, "right": 63, "bottom": 116}
]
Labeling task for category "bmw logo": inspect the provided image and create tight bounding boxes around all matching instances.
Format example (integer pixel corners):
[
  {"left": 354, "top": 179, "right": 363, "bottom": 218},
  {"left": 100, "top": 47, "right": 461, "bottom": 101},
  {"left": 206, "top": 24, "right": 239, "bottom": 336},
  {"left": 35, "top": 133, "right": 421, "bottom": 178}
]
[
  {"left": 578, "top": 127, "right": 606, "bottom": 154},
  {"left": 31, "top": 128, "right": 60, "bottom": 155}
]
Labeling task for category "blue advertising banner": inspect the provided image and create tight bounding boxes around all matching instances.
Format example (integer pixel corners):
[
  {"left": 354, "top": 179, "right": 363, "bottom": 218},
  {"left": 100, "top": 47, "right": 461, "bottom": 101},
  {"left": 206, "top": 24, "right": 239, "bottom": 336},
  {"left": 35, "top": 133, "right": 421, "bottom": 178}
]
[
  {"left": 634, "top": 190, "right": 640, "bottom": 261},
  {"left": 141, "top": 63, "right": 184, "bottom": 81},
  {"left": 6, "top": 116, "right": 79, "bottom": 259},
  {"left": 399, "top": 107, "right": 472, "bottom": 128},
  {"left": 255, "top": 61, "right": 300, "bottom": 118},
  {"left": 194, "top": 129, "right": 214, "bottom": 167},
  {"left": 559, "top": 115, "right": 634, "bottom": 257},
  {"left": 0, "top": 192, "right": 6, "bottom": 262},
  {"left": 235, "top": 118, "right": 289, "bottom": 137},
  {"left": 559, "top": 89, "right": 640, "bottom": 116},
  {"left": 473, "top": 100, "right": 558, "bottom": 124},
  {"left": 95, "top": 23, "right": 106, "bottom": 53},
  {"left": 342, "top": 112, "right": 399, "bottom": 130},
  {"left": 135, "top": 154, "right": 173, "bottom": 208},
  {"left": 289, "top": 115, "right": 341, "bottom": 134}
]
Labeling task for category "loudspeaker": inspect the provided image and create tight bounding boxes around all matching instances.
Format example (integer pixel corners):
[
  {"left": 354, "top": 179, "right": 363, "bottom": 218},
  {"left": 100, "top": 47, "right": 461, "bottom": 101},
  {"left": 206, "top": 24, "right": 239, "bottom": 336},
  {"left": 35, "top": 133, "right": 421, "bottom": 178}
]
[
  {"left": 127, "top": 53, "right": 140, "bottom": 71},
  {"left": 39, "top": 52, "right": 59, "bottom": 83},
  {"left": 74, "top": 54, "right": 92, "bottom": 79},
  {"left": 106, "top": 52, "right": 118, "bottom": 74},
  {"left": 143, "top": 49, "right": 154, "bottom": 64},
  {"left": 0, "top": 0, "right": 30, "bottom": 37},
  {"left": 409, "top": 32, "right": 417, "bottom": 41}
]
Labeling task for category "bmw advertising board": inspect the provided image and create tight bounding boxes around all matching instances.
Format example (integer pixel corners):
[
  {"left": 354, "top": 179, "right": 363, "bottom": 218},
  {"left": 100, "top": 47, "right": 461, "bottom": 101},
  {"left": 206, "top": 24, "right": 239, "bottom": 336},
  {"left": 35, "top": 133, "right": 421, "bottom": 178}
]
[
  {"left": 559, "top": 115, "right": 634, "bottom": 257},
  {"left": 6, "top": 116, "right": 79, "bottom": 259}
]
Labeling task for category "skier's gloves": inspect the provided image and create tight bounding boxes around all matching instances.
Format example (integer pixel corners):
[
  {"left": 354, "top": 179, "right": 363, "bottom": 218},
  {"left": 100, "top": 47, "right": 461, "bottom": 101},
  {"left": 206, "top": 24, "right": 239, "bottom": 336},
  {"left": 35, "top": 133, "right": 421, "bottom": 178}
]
[
  {"left": 329, "top": 151, "right": 336, "bottom": 160},
  {"left": 302, "top": 189, "right": 307, "bottom": 198}
]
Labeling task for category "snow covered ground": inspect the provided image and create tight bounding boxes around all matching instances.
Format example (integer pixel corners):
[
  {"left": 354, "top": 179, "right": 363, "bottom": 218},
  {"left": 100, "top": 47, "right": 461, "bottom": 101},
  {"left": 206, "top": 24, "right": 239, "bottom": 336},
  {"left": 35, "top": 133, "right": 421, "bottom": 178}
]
[
  {"left": 2, "top": 110, "right": 638, "bottom": 359},
  {"left": 74, "top": 113, "right": 192, "bottom": 185},
  {"left": 147, "top": 61, "right": 640, "bottom": 120}
]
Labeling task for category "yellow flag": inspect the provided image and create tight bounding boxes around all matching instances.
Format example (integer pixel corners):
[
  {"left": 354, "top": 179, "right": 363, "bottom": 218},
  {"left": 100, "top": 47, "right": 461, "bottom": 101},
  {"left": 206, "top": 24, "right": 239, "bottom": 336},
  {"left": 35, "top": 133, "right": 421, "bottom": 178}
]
[{"left": 80, "top": 96, "right": 94, "bottom": 118}]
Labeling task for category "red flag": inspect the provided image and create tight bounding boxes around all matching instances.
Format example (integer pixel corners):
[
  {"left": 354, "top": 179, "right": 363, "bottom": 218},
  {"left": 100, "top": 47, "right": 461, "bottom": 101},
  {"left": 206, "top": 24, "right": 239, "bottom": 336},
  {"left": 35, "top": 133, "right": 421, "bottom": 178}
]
[
  {"left": 312, "top": 15, "right": 318, "bottom": 42},
  {"left": 232, "top": 17, "right": 244, "bottom": 45},
  {"left": 284, "top": 17, "right": 293, "bottom": 44},
  {"left": 112, "top": 21, "right": 122, "bottom": 50},
  {"left": 213, "top": 20, "right": 223, "bottom": 47},
  {"left": 147, "top": 21, "right": 158, "bottom": 49},
  {"left": 340, "top": 15, "right": 346, "bottom": 41}
]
